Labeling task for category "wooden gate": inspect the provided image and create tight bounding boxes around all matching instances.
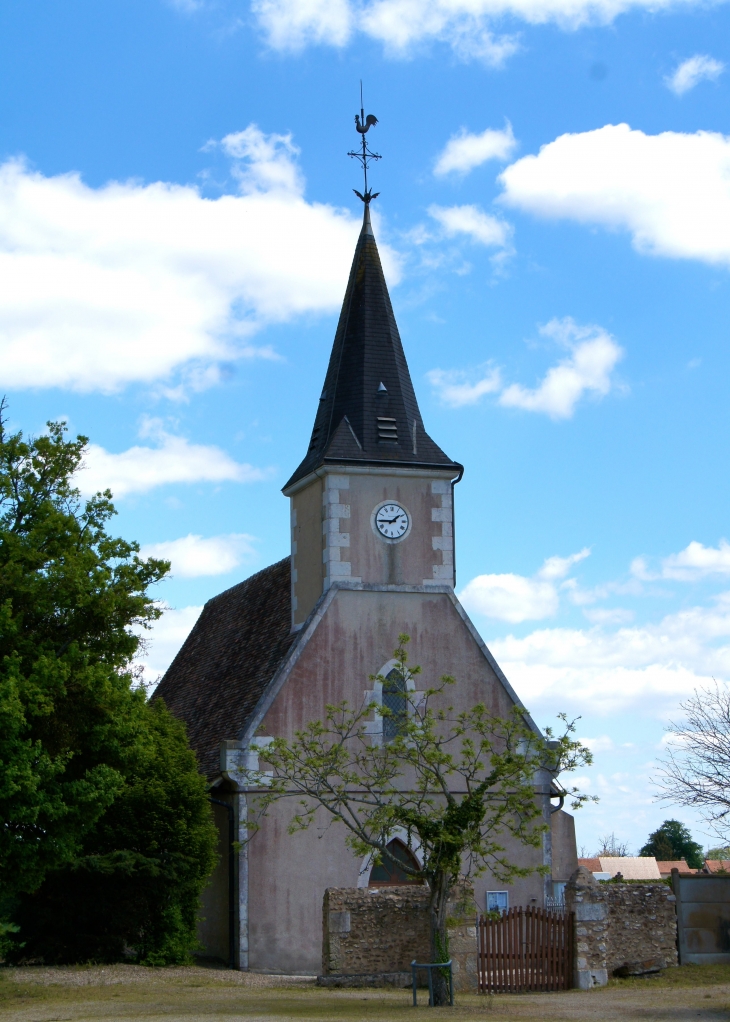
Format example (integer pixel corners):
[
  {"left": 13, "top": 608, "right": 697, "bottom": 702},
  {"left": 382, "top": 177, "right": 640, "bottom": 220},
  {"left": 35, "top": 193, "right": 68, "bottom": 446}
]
[{"left": 478, "top": 906, "right": 574, "bottom": 993}]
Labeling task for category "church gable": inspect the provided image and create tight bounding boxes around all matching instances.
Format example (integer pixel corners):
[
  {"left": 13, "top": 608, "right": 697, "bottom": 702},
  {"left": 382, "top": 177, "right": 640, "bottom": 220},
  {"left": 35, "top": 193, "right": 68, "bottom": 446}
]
[{"left": 250, "top": 584, "right": 538, "bottom": 747}]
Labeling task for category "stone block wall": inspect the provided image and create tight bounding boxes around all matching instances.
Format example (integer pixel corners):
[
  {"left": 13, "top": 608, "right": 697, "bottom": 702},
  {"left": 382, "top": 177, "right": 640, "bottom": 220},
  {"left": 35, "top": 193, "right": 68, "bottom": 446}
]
[
  {"left": 565, "top": 866, "right": 678, "bottom": 989},
  {"left": 447, "top": 921, "right": 478, "bottom": 991},
  {"left": 565, "top": 866, "right": 610, "bottom": 989},
  {"left": 322, "top": 887, "right": 430, "bottom": 976}
]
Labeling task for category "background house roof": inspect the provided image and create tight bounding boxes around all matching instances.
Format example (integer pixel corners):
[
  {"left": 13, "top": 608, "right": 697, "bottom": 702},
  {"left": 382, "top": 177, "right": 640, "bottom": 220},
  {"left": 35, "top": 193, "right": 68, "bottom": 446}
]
[
  {"left": 656, "top": 860, "right": 692, "bottom": 875},
  {"left": 705, "top": 860, "right": 730, "bottom": 874},
  {"left": 152, "top": 557, "right": 295, "bottom": 779},
  {"left": 578, "top": 857, "right": 602, "bottom": 873},
  {"left": 597, "top": 857, "right": 662, "bottom": 879}
]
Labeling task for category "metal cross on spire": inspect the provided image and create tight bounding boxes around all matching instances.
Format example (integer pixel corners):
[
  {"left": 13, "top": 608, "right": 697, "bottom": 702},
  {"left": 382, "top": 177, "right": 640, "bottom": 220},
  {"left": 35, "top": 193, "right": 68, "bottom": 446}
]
[{"left": 348, "top": 81, "right": 381, "bottom": 205}]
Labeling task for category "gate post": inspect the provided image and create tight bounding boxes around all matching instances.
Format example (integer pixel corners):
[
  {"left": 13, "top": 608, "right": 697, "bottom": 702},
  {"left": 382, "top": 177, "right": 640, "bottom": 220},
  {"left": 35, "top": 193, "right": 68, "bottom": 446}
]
[{"left": 564, "top": 867, "right": 608, "bottom": 990}]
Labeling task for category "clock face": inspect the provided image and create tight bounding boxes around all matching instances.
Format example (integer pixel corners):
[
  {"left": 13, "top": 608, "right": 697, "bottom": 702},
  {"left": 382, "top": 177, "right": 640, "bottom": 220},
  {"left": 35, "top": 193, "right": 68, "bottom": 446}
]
[{"left": 375, "top": 502, "right": 410, "bottom": 540}]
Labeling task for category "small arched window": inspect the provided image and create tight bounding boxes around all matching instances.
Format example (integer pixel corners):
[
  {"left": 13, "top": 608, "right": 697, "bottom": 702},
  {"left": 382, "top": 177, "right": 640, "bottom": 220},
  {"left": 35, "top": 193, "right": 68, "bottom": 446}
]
[
  {"left": 382, "top": 667, "right": 407, "bottom": 742},
  {"left": 368, "top": 839, "right": 423, "bottom": 886}
]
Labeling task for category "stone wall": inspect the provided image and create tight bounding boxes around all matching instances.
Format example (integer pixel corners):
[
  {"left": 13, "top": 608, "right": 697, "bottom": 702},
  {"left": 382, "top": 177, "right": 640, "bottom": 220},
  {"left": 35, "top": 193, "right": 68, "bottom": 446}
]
[
  {"left": 322, "top": 887, "right": 430, "bottom": 976},
  {"left": 604, "top": 882, "right": 678, "bottom": 973},
  {"left": 565, "top": 866, "right": 678, "bottom": 989},
  {"left": 321, "top": 885, "right": 479, "bottom": 991}
]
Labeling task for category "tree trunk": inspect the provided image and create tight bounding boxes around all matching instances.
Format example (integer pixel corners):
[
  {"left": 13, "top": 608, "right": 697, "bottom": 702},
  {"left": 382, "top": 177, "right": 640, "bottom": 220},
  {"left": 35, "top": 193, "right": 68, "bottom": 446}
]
[{"left": 428, "top": 871, "right": 452, "bottom": 1006}]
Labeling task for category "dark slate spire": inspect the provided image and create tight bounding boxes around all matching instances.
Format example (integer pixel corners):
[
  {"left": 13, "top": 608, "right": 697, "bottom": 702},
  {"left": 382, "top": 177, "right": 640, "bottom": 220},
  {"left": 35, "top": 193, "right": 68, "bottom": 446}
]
[{"left": 283, "top": 206, "right": 460, "bottom": 491}]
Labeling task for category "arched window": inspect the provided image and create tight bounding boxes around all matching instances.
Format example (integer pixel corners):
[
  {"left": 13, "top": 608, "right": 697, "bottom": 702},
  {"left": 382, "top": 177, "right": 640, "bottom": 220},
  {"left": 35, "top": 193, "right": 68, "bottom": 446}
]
[
  {"left": 382, "top": 667, "right": 407, "bottom": 742},
  {"left": 368, "top": 839, "right": 423, "bottom": 886}
]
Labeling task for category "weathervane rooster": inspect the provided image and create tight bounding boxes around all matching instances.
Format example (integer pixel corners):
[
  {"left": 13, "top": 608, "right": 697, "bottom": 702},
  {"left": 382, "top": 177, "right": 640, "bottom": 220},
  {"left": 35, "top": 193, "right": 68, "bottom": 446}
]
[
  {"left": 355, "top": 113, "right": 378, "bottom": 133},
  {"left": 348, "top": 83, "right": 381, "bottom": 205}
]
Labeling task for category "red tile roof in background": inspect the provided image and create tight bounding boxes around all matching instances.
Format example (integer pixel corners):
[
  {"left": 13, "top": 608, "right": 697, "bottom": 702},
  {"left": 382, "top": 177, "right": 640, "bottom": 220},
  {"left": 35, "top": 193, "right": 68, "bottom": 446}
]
[
  {"left": 578, "top": 857, "right": 602, "bottom": 872},
  {"left": 705, "top": 860, "right": 730, "bottom": 874}
]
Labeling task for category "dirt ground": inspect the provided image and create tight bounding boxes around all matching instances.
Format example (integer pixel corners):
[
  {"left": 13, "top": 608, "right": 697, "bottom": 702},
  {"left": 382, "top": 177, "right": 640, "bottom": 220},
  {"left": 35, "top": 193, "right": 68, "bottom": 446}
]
[{"left": 1, "top": 962, "right": 729, "bottom": 1022}]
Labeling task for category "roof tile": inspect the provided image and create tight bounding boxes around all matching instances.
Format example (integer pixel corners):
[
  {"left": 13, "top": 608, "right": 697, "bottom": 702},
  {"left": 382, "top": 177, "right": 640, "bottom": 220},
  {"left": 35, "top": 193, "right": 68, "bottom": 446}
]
[{"left": 152, "top": 557, "right": 295, "bottom": 780}]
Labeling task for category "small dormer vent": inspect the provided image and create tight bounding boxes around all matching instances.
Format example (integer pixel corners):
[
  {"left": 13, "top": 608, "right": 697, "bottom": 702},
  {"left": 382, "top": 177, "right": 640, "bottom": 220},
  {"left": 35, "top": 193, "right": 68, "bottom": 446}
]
[
  {"left": 308, "top": 425, "right": 321, "bottom": 451},
  {"left": 377, "top": 417, "right": 397, "bottom": 442}
]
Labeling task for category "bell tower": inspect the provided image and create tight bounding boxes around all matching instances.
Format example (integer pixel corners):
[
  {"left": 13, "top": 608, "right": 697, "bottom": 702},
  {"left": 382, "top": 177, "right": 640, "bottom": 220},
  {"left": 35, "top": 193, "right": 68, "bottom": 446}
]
[{"left": 282, "top": 114, "right": 463, "bottom": 630}]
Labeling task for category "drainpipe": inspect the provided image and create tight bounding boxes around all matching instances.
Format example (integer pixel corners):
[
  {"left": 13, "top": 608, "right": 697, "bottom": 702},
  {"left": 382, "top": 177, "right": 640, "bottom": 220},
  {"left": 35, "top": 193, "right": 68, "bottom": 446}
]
[{"left": 209, "top": 797, "right": 236, "bottom": 970}]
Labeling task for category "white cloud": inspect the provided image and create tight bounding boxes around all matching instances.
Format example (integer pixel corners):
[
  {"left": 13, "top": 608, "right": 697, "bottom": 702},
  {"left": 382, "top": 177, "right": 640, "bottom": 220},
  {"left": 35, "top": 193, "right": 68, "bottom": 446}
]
[
  {"left": 428, "top": 204, "right": 513, "bottom": 248},
  {"left": 583, "top": 607, "right": 634, "bottom": 625},
  {"left": 0, "top": 126, "right": 397, "bottom": 392},
  {"left": 499, "top": 318, "right": 623, "bottom": 419},
  {"left": 460, "top": 573, "right": 559, "bottom": 623},
  {"left": 666, "top": 54, "right": 725, "bottom": 95},
  {"left": 434, "top": 123, "right": 517, "bottom": 176},
  {"left": 580, "top": 735, "right": 614, "bottom": 753},
  {"left": 538, "top": 548, "right": 591, "bottom": 579},
  {"left": 215, "top": 125, "right": 304, "bottom": 194},
  {"left": 251, "top": 0, "right": 353, "bottom": 50},
  {"left": 459, "top": 549, "right": 589, "bottom": 622},
  {"left": 426, "top": 365, "right": 502, "bottom": 407},
  {"left": 499, "top": 123, "right": 730, "bottom": 267},
  {"left": 250, "top": 0, "right": 705, "bottom": 61},
  {"left": 663, "top": 540, "right": 730, "bottom": 579},
  {"left": 139, "top": 533, "right": 258, "bottom": 577},
  {"left": 491, "top": 592, "right": 730, "bottom": 716},
  {"left": 137, "top": 605, "right": 203, "bottom": 687},
  {"left": 632, "top": 539, "right": 730, "bottom": 581},
  {"left": 76, "top": 419, "right": 270, "bottom": 498},
  {"left": 429, "top": 319, "right": 621, "bottom": 418}
]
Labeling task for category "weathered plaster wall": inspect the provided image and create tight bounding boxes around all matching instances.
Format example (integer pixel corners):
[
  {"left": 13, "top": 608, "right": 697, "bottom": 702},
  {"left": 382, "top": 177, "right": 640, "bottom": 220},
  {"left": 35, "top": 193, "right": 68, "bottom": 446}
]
[
  {"left": 289, "top": 467, "right": 456, "bottom": 625},
  {"left": 245, "top": 587, "right": 548, "bottom": 973},
  {"left": 551, "top": 810, "right": 578, "bottom": 883},
  {"left": 290, "top": 476, "right": 323, "bottom": 627}
]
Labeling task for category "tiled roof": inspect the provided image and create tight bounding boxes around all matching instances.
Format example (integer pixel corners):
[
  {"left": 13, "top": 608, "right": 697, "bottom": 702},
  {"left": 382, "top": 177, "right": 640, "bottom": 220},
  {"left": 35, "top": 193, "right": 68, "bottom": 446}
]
[
  {"left": 705, "top": 860, "right": 730, "bottom": 874},
  {"left": 598, "top": 857, "right": 661, "bottom": 879},
  {"left": 152, "top": 557, "right": 296, "bottom": 780},
  {"left": 578, "top": 858, "right": 602, "bottom": 872},
  {"left": 284, "top": 206, "right": 459, "bottom": 491},
  {"left": 656, "top": 860, "right": 692, "bottom": 874}
]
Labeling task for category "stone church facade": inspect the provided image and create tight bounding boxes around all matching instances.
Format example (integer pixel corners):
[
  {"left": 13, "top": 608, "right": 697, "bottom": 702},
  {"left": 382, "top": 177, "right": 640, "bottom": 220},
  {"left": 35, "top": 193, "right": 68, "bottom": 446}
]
[{"left": 154, "top": 205, "right": 577, "bottom": 974}]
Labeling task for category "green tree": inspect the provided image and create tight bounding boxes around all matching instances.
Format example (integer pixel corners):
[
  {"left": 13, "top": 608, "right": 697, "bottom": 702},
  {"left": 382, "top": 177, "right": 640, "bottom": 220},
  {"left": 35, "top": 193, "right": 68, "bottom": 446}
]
[
  {"left": 252, "top": 636, "right": 592, "bottom": 1004},
  {"left": 12, "top": 699, "right": 218, "bottom": 964},
  {"left": 0, "top": 405, "right": 217, "bottom": 962},
  {"left": 707, "top": 846, "right": 730, "bottom": 860},
  {"left": 639, "top": 820, "right": 704, "bottom": 869}
]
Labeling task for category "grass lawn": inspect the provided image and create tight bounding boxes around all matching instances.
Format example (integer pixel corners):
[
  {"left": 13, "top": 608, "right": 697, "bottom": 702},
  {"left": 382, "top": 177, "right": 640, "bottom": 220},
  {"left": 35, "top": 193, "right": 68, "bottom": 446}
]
[{"left": 1, "top": 963, "right": 729, "bottom": 1022}]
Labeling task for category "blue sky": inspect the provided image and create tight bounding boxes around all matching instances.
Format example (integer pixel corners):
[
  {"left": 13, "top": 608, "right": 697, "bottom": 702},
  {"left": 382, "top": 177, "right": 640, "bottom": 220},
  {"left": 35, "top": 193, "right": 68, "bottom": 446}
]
[{"left": 3, "top": 0, "right": 730, "bottom": 856}]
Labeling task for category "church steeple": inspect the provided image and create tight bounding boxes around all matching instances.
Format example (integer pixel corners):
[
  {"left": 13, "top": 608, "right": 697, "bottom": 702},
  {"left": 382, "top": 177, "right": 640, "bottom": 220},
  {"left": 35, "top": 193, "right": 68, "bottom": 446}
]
[
  {"left": 284, "top": 110, "right": 462, "bottom": 629},
  {"left": 283, "top": 205, "right": 459, "bottom": 491}
]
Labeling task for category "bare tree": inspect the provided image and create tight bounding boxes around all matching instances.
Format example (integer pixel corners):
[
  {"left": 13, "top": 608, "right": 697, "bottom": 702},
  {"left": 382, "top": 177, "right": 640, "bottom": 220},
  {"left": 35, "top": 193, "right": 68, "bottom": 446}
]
[
  {"left": 594, "top": 833, "right": 630, "bottom": 857},
  {"left": 656, "top": 682, "right": 730, "bottom": 840}
]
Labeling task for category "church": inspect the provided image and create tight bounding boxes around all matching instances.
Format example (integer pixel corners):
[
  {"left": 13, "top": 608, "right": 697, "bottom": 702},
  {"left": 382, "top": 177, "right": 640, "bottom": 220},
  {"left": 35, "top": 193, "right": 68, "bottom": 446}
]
[{"left": 155, "top": 186, "right": 577, "bottom": 974}]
